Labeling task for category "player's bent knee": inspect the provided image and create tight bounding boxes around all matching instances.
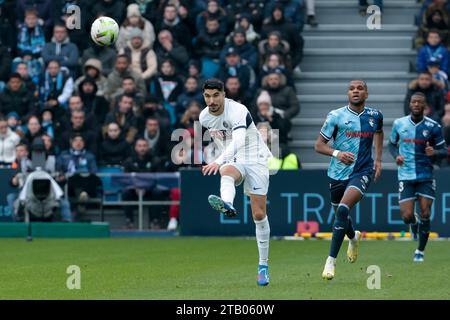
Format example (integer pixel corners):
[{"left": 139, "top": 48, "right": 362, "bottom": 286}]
[
  {"left": 252, "top": 211, "right": 267, "bottom": 221},
  {"left": 401, "top": 212, "right": 415, "bottom": 224},
  {"left": 220, "top": 166, "right": 241, "bottom": 180}
]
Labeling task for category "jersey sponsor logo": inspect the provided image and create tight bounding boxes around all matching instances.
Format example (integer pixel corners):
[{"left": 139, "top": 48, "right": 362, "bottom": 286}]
[
  {"left": 425, "top": 121, "right": 434, "bottom": 127},
  {"left": 367, "top": 109, "right": 378, "bottom": 116},
  {"left": 345, "top": 131, "right": 374, "bottom": 138},
  {"left": 402, "top": 138, "right": 427, "bottom": 144}
]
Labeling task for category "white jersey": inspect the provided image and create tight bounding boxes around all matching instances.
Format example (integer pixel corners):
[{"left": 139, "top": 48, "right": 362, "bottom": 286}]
[{"left": 199, "top": 98, "right": 272, "bottom": 165}]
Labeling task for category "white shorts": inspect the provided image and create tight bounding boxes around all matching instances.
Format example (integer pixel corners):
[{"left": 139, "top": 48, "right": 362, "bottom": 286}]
[{"left": 221, "top": 162, "right": 269, "bottom": 196}]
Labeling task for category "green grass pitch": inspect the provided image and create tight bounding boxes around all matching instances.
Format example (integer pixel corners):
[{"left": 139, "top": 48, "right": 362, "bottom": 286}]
[{"left": 1, "top": 237, "right": 449, "bottom": 299}]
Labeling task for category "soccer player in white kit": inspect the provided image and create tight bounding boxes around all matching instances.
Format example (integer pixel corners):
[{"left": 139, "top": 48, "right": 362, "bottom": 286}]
[{"left": 199, "top": 79, "right": 272, "bottom": 286}]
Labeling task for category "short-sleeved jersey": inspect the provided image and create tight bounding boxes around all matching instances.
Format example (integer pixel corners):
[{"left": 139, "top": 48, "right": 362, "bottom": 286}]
[
  {"left": 199, "top": 98, "right": 272, "bottom": 164},
  {"left": 320, "top": 105, "right": 384, "bottom": 180},
  {"left": 390, "top": 115, "right": 445, "bottom": 181}
]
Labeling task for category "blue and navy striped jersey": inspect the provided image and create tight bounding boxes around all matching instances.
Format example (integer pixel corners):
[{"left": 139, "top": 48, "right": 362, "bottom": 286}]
[
  {"left": 320, "top": 106, "right": 384, "bottom": 180},
  {"left": 390, "top": 115, "right": 445, "bottom": 181}
]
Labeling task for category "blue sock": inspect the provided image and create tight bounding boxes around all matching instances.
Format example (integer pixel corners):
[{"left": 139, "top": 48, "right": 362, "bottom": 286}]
[
  {"left": 346, "top": 215, "right": 355, "bottom": 240},
  {"left": 329, "top": 204, "right": 350, "bottom": 258}
]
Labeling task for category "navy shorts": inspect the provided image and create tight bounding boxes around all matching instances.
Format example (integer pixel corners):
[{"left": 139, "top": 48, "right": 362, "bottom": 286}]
[
  {"left": 329, "top": 174, "right": 372, "bottom": 207},
  {"left": 398, "top": 180, "right": 436, "bottom": 203}
]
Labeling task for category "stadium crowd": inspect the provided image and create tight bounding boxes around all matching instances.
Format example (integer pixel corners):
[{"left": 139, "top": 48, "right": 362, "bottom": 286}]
[{"left": 0, "top": 0, "right": 310, "bottom": 229}]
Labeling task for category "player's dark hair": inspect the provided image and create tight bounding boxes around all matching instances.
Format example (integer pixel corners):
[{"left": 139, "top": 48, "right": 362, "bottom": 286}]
[
  {"left": 349, "top": 79, "right": 368, "bottom": 91},
  {"left": 411, "top": 92, "right": 427, "bottom": 103},
  {"left": 203, "top": 78, "right": 224, "bottom": 92}
]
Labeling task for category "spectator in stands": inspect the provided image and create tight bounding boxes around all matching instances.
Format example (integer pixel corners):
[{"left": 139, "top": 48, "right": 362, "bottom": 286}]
[
  {"left": 264, "top": 0, "right": 306, "bottom": 31},
  {"left": 39, "top": 108, "right": 56, "bottom": 140},
  {"left": 138, "top": 96, "right": 171, "bottom": 133},
  {"left": 228, "top": 13, "right": 260, "bottom": 45},
  {"left": 90, "top": 0, "right": 126, "bottom": 26},
  {"left": 112, "top": 76, "right": 146, "bottom": 115},
  {"left": 41, "top": 24, "right": 80, "bottom": 77},
  {"left": 154, "top": 30, "right": 189, "bottom": 75},
  {"left": 41, "top": 132, "right": 56, "bottom": 156},
  {"left": 217, "top": 47, "right": 256, "bottom": 92},
  {"left": 148, "top": 59, "right": 184, "bottom": 127},
  {"left": 220, "top": 28, "right": 258, "bottom": 70},
  {"left": 176, "top": 77, "right": 203, "bottom": 117},
  {"left": 6, "top": 112, "right": 22, "bottom": 137},
  {"left": 57, "top": 134, "right": 97, "bottom": 175},
  {"left": 99, "top": 122, "right": 131, "bottom": 167},
  {"left": 61, "top": 95, "right": 97, "bottom": 131},
  {"left": 178, "top": 100, "right": 202, "bottom": 129},
  {"left": 104, "top": 54, "right": 146, "bottom": 102},
  {"left": 21, "top": 115, "right": 44, "bottom": 149},
  {"left": 140, "top": 117, "right": 171, "bottom": 168},
  {"left": 187, "top": 59, "right": 206, "bottom": 87},
  {"left": 260, "top": 53, "right": 294, "bottom": 87},
  {"left": 77, "top": 77, "right": 110, "bottom": 125},
  {"left": 58, "top": 1, "right": 90, "bottom": 53},
  {"left": 415, "top": 0, "right": 449, "bottom": 48},
  {"left": 257, "top": 71, "right": 300, "bottom": 120},
  {"left": 224, "top": 0, "right": 265, "bottom": 32},
  {"left": 16, "top": 0, "right": 54, "bottom": 36},
  {"left": 427, "top": 58, "right": 448, "bottom": 96},
  {"left": 59, "top": 109, "right": 99, "bottom": 154},
  {"left": 0, "top": 117, "right": 20, "bottom": 166},
  {"left": 262, "top": 4, "right": 304, "bottom": 71},
  {"left": 253, "top": 90, "right": 291, "bottom": 146},
  {"left": 156, "top": 4, "right": 192, "bottom": 51},
  {"left": 7, "top": 143, "right": 29, "bottom": 219},
  {"left": 14, "top": 61, "right": 38, "bottom": 95},
  {"left": 38, "top": 60, "right": 74, "bottom": 118},
  {"left": 196, "top": 0, "right": 227, "bottom": 35},
  {"left": 224, "top": 76, "right": 251, "bottom": 106},
  {"left": 16, "top": 8, "right": 46, "bottom": 58},
  {"left": 0, "top": 73, "right": 37, "bottom": 120},
  {"left": 12, "top": 54, "right": 43, "bottom": 90},
  {"left": 81, "top": 41, "right": 117, "bottom": 77},
  {"left": 258, "top": 31, "right": 292, "bottom": 71},
  {"left": 416, "top": 30, "right": 449, "bottom": 73},
  {"left": 116, "top": 3, "right": 156, "bottom": 52},
  {"left": 74, "top": 58, "right": 107, "bottom": 97},
  {"left": 122, "top": 138, "right": 165, "bottom": 228},
  {"left": 404, "top": 71, "right": 445, "bottom": 122},
  {"left": 104, "top": 94, "right": 138, "bottom": 144},
  {"left": 119, "top": 27, "right": 158, "bottom": 81},
  {"left": 193, "top": 17, "right": 226, "bottom": 79}
]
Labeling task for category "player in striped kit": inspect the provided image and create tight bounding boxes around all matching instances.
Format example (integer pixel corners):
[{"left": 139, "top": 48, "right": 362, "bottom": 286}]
[
  {"left": 389, "top": 92, "right": 448, "bottom": 262},
  {"left": 315, "top": 80, "right": 384, "bottom": 280}
]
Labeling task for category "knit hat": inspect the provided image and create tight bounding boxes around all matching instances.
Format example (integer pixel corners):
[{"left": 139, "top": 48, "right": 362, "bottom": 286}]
[
  {"left": 6, "top": 112, "right": 20, "bottom": 120},
  {"left": 257, "top": 90, "right": 272, "bottom": 105},
  {"left": 129, "top": 27, "right": 144, "bottom": 40},
  {"left": 127, "top": 3, "right": 141, "bottom": 18}
]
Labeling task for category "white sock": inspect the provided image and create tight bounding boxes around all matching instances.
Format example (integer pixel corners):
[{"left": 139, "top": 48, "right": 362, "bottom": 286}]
[
  {"left": 220, "top": 175, "right": 236, "bottom": 204},
  {"left": 255, "top": 216, "right": 270, "bottom": 266},
  {"left": 326, "top": 256, "right": 336, "bottom": 265}
]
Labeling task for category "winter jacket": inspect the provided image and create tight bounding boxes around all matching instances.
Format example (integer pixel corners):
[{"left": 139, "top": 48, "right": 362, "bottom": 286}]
[
  {"left": 81, "top": 45, "right": 117, "bottom": 76},
  {"left": 416, "top": 43, "right": 449, "bottom": 73},
  {"left": 123, "top": 151, "right": 164, "bottom": 173},
  {"left": 194, "top": 30, "right": 226, "bottom": 60},
  {"left": 104, "top": 68, "right": 146, "bottom": 102},
  {"left": 99, "top": 136, "right": 131, "bottom": 166},
  {"left": 74, "top": 58, "right": 107, "bottom": 97},
  {"left": 0, "top": 84, "right": 37, "bottom": 119},
  {"left": 220, "top": 42, "right": 259, "bottom": 70},
  {"left": 41, "top": 36, "right": 80, "bottom": 74},
  {"left": 121, "top": 45, "right": 158, "bottom": 80},
  {"left": 38, "top": 67, "right": 74, "bottom": 108},
  {"left": 0, "top": 128, "right": 20, "bottom": 164}
]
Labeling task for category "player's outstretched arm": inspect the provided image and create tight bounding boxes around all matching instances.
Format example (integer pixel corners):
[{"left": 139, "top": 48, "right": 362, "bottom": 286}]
[
  {"left": 314, "top": 134, "right": 354, "bottom": 165},
  {"left": 373, "top": 130, "right": 384, "bottom": 181}
]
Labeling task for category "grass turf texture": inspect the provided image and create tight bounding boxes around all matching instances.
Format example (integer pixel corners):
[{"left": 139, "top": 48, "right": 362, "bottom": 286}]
[{"left": 1, "top": 238, "right": 449, "bottom": 299}]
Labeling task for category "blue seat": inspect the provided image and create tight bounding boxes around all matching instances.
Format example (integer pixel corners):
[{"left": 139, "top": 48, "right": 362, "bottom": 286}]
[{"left": 97, "top": 166, "right": 123, "bottom": 202}]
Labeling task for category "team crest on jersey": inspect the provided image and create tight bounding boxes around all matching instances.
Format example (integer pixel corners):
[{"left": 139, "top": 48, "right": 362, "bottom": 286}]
[
  {"left": 422, "top": 129, "right": 429, "bottom": 138},
  {"left": 223, "top": 122, "right": 229, "bottom": 128},
  {"left": 368, "top": 117, "right": 375, "bottom": 127}
]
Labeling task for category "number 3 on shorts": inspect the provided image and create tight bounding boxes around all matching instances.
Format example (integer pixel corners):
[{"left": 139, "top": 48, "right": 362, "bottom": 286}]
[{"left": 399, "top": 181, "right": 404, "bottom": 193}]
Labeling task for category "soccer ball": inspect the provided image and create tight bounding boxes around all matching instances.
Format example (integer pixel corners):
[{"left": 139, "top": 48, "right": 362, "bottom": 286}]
[{"left": 90, "top": 16, "right": 119, "bottom": 46}]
